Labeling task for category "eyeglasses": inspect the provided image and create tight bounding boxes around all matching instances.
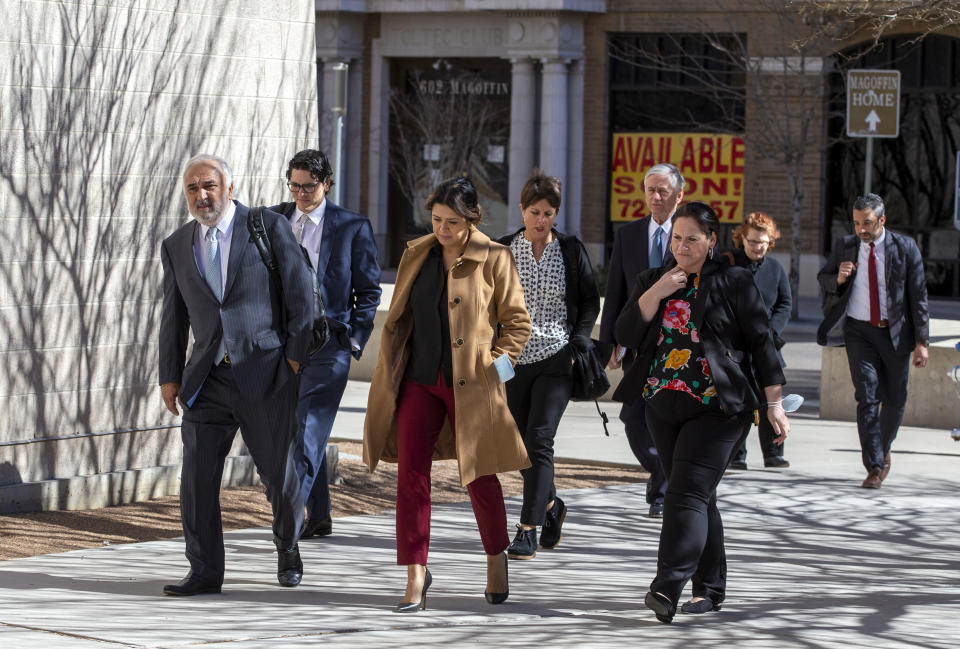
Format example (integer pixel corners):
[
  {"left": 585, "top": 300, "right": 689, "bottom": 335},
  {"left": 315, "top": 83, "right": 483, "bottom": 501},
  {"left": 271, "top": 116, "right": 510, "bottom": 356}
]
[
  {"left": 745, "top": 239, "right": 771, "bottom": 246},
  {"left": 287, "top": 181, "right": 321, "bottom": 194}
]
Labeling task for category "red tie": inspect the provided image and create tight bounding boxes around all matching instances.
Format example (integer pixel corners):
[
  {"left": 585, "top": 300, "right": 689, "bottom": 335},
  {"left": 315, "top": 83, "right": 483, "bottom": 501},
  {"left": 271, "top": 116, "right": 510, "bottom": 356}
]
[{"left": 868, "top": 242, "right": 881, "bottom": 326}]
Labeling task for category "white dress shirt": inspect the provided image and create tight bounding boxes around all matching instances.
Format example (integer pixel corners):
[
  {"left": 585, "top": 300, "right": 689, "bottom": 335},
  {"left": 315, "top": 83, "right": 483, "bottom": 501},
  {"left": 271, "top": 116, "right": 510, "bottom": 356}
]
[
  {"left": 289, "top": 199, "right": 326, "bottom": 271},
  {"left": 193, "top": 200, "right": 237, "bottom": 296},
  {"left": 846, "top": 228, "right": 889, "bottom": 321}
]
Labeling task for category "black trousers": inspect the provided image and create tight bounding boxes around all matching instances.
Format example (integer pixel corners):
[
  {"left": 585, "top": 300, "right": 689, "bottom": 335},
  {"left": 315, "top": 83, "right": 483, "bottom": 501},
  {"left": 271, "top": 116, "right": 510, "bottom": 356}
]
[
  {"left": 180, "top": 362, "right": 304, "bottom": 582},
  {"left": 733, "top": 403, "right": 783, "bottom": 462},
  {"left": 645, "top": 390, "right": 751, "bottom": 606},
  {"left": 619, "top": 398, "right": 668, "bottom": 505},
  {"left": 843, "top": 318, "right": 911, "bottom": 471},
  {"left": 506, "top": 347, "right": 572, "bottom": 526}
]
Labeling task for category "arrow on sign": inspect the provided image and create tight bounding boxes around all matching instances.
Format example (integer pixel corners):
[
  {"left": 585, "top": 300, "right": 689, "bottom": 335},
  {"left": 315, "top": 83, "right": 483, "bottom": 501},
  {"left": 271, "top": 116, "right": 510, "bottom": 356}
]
[{"left": 866, "top": 109, "right": 881, "bottom": 132}]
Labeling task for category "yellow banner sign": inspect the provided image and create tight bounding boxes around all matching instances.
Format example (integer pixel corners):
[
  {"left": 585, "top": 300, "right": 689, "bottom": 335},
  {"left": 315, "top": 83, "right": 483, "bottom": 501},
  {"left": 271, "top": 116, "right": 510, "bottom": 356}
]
[{"left": 610, "top": 133, "right": 745, "bottom": 223}]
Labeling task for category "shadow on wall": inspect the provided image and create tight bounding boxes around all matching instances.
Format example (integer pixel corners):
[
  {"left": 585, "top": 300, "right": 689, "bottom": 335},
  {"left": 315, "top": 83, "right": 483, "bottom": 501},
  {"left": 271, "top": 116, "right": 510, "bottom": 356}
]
[{"left": 0, "top": 1, "right": 230, "bottom": 484}]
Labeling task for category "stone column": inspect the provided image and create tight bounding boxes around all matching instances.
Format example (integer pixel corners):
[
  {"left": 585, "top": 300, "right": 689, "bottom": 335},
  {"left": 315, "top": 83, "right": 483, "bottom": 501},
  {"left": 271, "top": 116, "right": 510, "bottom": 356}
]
[
  {"left": 566, "top": 58, "right": 584, "bottom": 237},
  {"left": 344, "top": 60, "right": 364, "bottom": 212},
  {"left": 539, "top": 58, "right": 569, "bottom": 230},
  {"left": 507, "top": 58, "right": 537, "bottom": 232}
]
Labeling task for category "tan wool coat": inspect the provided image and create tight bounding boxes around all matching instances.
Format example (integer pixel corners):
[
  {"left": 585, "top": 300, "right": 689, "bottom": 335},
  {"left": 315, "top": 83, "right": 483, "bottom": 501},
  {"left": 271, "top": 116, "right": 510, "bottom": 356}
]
[{"left": 362, "top": 227, "right": 532, "bottom": 486}]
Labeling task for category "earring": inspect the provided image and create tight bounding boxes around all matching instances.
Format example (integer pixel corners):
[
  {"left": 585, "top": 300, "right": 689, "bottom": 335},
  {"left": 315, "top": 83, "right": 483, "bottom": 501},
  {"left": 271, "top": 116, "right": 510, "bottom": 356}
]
[{"left": 709, "top": 247, "right": 715, "bottom": 260}]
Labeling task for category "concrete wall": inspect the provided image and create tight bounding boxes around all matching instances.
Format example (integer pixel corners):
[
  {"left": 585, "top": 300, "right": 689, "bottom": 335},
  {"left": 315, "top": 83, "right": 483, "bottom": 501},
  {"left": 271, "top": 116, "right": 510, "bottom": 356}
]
[
  {"left": 0, "top": 0, "right": 318, "bottom": 510},
  {"left": 820, "top": 319, "right": 960, "bottom": 430}
]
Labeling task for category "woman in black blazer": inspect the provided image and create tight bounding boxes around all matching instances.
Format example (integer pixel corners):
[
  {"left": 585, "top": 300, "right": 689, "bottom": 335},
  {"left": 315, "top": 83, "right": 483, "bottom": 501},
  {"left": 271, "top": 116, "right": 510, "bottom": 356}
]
[
  {"left": 613, "top": 201, "right": 789, "bottom": 623},
  {"left": 497, "top": 171, "right": 601, "bottom": 560}
]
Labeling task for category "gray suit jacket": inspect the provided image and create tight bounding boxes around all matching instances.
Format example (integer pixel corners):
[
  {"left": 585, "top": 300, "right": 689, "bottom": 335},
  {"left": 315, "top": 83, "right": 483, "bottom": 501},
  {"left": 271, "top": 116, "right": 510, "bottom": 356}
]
[
  {"left": 816, "top": 230, "right": 929, "bottom": 351},
  {"left": 159, "top": 201, "right": 315, "bottom": 404}
]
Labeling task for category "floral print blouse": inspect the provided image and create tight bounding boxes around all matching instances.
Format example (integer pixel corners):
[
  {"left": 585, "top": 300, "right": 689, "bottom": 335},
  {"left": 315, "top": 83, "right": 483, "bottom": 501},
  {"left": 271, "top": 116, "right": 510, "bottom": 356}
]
[{"left": 643, "top": 273, "right": 718, "bottom": 405}]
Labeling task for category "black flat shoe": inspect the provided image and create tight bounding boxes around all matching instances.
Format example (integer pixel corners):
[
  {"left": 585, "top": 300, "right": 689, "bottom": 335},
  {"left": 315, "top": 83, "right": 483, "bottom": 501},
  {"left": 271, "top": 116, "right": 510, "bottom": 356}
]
[
  {"left": 302, "top": 516, "right": 333, "bottom": 538},
  {"left": 539, "top": 497, "right": 567, "bottom": 549},
  {"left": 507, "top": 525, "right": 537, "bottom": 560},
  {"left": 277, "top": 545, "right": 303, "bottom": 587},
  {"left": 681, "top": 597, "right": 721, "bottom": 614},
  {"left": 395, "top": 569, "right": 432, "bottom": 613},
  {"left": 163, "top": 573, "right": 222, "bottom": 596},
  {"left": 484, "top": 552, "right": 509, "bottom": 604},
  {"left": 644, "top": 591, "right": 676, "bottom": 624}
]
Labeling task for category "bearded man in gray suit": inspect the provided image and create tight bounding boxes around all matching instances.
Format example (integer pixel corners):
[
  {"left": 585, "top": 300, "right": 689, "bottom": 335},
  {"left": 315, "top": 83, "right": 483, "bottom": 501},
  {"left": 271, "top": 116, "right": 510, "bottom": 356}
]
[{"left": 158, "top": 154, "right": 314, "bottom": 595}]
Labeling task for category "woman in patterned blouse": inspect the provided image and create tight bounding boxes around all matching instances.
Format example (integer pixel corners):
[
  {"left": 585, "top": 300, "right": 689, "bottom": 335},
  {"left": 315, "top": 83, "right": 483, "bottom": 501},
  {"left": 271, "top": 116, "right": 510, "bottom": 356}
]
[
  {"left": 613, "top": 201, "right": 790, "bottom": 624},
  {"left": 496, "top": 171, "right": 601, "bottom": 560}
]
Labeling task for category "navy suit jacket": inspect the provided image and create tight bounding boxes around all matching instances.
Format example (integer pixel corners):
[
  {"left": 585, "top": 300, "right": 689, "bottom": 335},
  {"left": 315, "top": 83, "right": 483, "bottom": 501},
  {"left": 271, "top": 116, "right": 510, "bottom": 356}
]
[
  {"left": 599, "top": 216, "right": 675, "bottom": 348},
  {"left": 159, "top": 202, "right": 315, "bottom": 403},
  {"left": 816, "top": 230, "right": 929, "bottom": 351},
  {"left": 271, "top": 201, "right": 381, "bottom": 358}
]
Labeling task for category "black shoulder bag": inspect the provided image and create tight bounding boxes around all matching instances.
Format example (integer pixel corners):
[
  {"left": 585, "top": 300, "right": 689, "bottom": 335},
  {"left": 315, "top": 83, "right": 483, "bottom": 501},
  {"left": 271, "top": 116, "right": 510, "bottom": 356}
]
[{"left": 247, "top": 207, "right": 330, "bottom": 357}]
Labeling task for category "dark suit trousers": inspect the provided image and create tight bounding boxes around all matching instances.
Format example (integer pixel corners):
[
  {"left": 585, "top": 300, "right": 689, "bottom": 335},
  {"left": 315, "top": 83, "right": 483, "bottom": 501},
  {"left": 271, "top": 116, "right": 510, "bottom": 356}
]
[
  {"left": 180, "top": 363, "right": 303, "bottom": 582},
  {"left": 645, "top": 390, "right": 751, "bottom": 606},
  {"left": 843, "top": 318, "right": 911, "bottom": 471},
  {"left": 295, "top": 340, "right": 352, "bottom": 520},
  {"left": 505, "top": 348, "right": 572, "bottom": 525},
  {"left": 619, "top": 398, "right": 668, "bottom": 505}
]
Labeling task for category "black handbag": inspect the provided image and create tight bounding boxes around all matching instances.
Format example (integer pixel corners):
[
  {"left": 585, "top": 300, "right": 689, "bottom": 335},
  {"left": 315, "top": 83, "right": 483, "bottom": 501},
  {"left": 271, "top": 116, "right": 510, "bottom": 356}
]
[
  {"left": 247, "top": 207, "right": 330, "bottom": 357},
  {"left": 570, "top": 339, "right": 611, "bottom": 401}
]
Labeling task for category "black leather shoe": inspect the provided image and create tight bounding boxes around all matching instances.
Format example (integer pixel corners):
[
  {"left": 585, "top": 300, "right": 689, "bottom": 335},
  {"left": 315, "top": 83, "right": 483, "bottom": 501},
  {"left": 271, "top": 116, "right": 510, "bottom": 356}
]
[
  {"left": 645, "top": 590, "right": 676, "bottom": 624},
  {"left": 648, "top": 502, "right": 664, "bottom": 518},
  {"left": 277, "top": 545, "right": 303, "bottom": 587},
  {"left": 539, "top": 497, "right": 567, "bottom": 549},
  {"left": 302, "top": 516, "right": 333, "bottom": 538},
  {"left": 484, "top": 552, "right": 509, "bottom": 604},
  {"left": 395, "top": 569, "right": 432, "bottom": 613},
  {"left": 507, "top": 525, "right": 537, "bottom": 560},
  {"left": 163, "top": 573, "right": 222, "bottom": 596},
  {"left": 763, "top": 455, "right": 790, "bottom": 468},
  {"left": 729, "top": 459, "right": 748, "bottom": 471},
  {"left": 681, "top": 596, "right": 721, "bottom": 614}
]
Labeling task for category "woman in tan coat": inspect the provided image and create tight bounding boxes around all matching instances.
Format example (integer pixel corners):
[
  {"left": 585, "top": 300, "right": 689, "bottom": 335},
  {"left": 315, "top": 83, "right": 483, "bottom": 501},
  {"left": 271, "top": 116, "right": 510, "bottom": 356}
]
[{"left": 363, "top": 176, "right": 532, "bottom": 612}]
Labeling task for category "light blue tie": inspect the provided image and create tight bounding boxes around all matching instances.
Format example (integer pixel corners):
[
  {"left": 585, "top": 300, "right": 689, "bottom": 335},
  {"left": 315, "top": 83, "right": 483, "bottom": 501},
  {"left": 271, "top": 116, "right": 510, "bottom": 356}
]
[
  {"left": 650, "top": 226, "right": 664, "bottom": 268},
  {"left": 204, "top": 227, "right": 227, "bottom": 363}
]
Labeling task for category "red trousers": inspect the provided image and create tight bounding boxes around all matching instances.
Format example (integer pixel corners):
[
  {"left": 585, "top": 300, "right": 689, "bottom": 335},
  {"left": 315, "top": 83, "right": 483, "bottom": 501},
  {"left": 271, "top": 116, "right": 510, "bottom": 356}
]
[{"left": 395, "top": 372, "right": 509, "bottom": 565}]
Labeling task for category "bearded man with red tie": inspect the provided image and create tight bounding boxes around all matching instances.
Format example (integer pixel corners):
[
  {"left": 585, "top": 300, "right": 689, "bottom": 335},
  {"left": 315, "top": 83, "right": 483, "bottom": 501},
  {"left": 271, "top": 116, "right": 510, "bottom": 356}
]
[{"left": 817, "top": 193, "right": 929, "bottom": 489}]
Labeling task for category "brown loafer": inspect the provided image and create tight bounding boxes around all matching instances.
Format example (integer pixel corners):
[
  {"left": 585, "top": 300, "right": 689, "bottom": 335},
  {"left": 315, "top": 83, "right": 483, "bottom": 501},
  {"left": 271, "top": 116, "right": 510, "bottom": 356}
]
[
  {"left": 861, "top": 468, "right": 882, "bottom": 489},
  {"left": 879, "top": 452, "right": 891, "bottom": 481}
]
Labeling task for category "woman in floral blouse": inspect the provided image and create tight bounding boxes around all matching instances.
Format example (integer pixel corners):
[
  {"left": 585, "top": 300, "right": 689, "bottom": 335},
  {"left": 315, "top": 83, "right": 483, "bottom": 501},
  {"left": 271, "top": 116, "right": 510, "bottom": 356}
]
[
  {"left": 613, "top": 201, "right": 790, "bottom": 624},
  {"left": 497, "top": 171, "right": 600, "bottom": 560}
]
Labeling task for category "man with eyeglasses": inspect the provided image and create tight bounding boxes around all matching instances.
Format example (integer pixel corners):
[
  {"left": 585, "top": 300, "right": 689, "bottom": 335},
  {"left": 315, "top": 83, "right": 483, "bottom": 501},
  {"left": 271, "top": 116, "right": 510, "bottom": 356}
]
[
  {"left": 599, "top": 162, "right": 684, "bottom": 518},
  {"left": 271, "top": 149, "right": 382, "bottom": 538}
]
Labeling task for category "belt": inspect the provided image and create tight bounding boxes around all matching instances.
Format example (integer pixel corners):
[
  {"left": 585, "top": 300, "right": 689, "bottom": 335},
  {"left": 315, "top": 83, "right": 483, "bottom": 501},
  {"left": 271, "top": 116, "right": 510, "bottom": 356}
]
[{"left": 848, "top": 317, "right": 889, "bottom": 329}]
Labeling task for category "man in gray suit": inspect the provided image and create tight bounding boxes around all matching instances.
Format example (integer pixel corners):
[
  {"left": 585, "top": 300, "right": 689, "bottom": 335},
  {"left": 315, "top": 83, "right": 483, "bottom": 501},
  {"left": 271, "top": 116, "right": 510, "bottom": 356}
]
[{"left": 159, "top": 154, "right": 315, "bottom": 595}]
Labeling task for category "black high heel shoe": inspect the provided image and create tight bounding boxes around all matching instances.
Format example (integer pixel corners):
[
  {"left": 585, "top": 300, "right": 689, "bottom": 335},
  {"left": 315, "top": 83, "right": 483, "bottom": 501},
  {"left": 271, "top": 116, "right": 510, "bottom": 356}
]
[
  {"left": 484, "top": 552, "right": 509, "bottom": 604},
  {"left": 394, "top": 569, "right": 432, "bottom": 613},
  {"left": 644, "top": 590, "right": 676, "bottom": 624}
]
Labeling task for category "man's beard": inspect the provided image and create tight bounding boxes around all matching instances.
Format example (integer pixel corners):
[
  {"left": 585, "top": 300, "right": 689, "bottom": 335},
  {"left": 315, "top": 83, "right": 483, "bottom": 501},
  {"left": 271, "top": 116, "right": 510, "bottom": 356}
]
[{"left": 192, "top": 199, "right": 223, "bottom": 225}]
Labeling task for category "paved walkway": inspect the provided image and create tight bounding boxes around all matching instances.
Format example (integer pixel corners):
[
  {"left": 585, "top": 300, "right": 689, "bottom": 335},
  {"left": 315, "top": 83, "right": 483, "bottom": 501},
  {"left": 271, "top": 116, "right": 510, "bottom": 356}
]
[{"left": 2, "top": 303, "right": 960, "bottom": 647}]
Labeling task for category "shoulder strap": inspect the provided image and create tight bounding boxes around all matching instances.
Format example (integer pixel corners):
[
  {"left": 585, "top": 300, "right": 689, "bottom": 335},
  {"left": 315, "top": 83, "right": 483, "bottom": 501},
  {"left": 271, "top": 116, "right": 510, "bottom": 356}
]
[{"left": 247, "top": 206, "right": 278, "bottom": 273}]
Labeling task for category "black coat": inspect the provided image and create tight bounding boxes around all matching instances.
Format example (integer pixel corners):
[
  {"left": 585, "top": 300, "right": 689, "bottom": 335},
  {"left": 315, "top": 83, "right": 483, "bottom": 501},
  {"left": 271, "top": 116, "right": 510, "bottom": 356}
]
[
  {"left": 498, "top": 228, "right": 601, "bottom": 352},
  {"left": 612, "top": 258, "right": 785, "bottom": 415},
  {"left": 816, "top": 231, "right": 929, "bottom": 351}
]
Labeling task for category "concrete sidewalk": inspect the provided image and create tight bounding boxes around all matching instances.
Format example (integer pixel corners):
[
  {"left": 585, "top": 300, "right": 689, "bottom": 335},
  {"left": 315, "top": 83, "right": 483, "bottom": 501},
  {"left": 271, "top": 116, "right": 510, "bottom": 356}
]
[
  {"left": 3, "top": 308, "right": 960, "bottom": 647},
  {"left": 2, "top": 391, "right": 959, "bottom": 647}
]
